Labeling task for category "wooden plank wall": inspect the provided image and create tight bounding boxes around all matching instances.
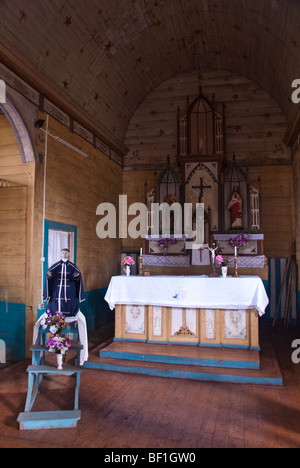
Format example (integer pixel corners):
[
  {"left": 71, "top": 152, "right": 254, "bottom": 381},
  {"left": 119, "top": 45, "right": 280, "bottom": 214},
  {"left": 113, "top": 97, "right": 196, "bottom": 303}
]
[
  {"left": 122, "top": 170, "right": 156, "bottom": 252},
  {"left": 34, "top": 115, "right": 123, "bottom": 307},
  {"left": 0, "top": 114, "right": 35, "bottom": 305},
  {"left": 124, "top": 69, "right": 290, "bottom": 170},
  {"left": 258, "top": 166, "right": 294, "bottom": 258},
  {"left": 0, "top": 186, "right": 26, "bottom": 303}
]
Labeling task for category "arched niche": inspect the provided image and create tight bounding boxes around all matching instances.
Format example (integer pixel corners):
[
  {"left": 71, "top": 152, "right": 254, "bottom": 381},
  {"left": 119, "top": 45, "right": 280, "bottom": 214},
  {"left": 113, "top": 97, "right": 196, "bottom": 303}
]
[{"left": 0, "top": 96, "right": 35, "bottom": 163}]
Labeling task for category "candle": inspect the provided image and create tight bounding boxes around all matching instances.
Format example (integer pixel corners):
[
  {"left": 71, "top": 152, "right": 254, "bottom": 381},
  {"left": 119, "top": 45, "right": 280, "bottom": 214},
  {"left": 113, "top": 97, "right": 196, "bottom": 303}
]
[
  {"left": 140, "top": 248, "right": 142, "bottom": 256},
  {"left": 234, "top": 246, "right": 237, "bottom": 257}
]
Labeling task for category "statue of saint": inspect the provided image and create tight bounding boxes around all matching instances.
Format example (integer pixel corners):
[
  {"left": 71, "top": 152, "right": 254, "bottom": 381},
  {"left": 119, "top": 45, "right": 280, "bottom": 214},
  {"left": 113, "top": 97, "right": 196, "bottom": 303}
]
[
  {"left": 227, "top": 185, "right": 243, "bottom": 229},
  {"left": 43, "top": 248, "right": 85, "bottom": 317}
]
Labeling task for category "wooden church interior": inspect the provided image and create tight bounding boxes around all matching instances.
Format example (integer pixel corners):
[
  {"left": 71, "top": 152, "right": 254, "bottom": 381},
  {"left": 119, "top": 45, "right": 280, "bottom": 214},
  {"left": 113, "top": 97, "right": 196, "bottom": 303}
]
[{"left": 1, "top": 0, "right": 300, "bottom": 447}]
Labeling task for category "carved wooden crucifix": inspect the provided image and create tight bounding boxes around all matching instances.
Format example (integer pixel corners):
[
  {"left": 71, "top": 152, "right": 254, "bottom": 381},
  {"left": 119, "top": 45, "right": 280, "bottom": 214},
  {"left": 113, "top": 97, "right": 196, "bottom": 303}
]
[{"left": 192, "top": 177, "right": 211, "bottom": 202}]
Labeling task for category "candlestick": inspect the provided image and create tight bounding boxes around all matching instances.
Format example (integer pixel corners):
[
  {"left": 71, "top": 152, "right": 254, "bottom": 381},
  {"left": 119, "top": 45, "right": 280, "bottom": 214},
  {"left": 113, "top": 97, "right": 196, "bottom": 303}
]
[
  {"left": 233, "top": 246, "right": 240, "bottom": 277},
  {"left": 138, "top": 255, "right": 143, "bottom": 276}
]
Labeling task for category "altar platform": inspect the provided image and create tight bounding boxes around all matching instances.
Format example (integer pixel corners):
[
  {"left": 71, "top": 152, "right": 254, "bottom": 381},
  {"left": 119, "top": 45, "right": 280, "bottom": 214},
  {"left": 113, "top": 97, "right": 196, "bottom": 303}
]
[
  {"left": 83, "top": 275, "right": 280, "bottom": 385},
  {"left": 84, "top": 329, "right": 282, "bottom": 386}
]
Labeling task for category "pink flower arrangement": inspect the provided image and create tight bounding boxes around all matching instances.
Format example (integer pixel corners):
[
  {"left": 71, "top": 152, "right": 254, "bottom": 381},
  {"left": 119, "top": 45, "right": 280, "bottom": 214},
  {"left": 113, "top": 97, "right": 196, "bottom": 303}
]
[
  {"left": 121, "top": 256, "right": 135, "bottom": 270},
  {"left": 46, "top": 335, "right": 71, "bottom": 356},
  {"left": 216, "top": 255, "right": 231, "bottom": 267},
  {"left": 42, "top": 309, "right": 72, "bottom": 360}
]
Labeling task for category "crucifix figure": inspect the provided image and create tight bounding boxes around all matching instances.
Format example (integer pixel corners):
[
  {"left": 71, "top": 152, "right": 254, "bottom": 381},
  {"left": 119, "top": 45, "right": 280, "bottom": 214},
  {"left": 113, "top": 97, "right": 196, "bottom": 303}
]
[
  {"left": 192, "top": 177, "right": 211, "bottom": 202},
  {"left": 208, "top": 243, "right": 219, "bottom": 277}
]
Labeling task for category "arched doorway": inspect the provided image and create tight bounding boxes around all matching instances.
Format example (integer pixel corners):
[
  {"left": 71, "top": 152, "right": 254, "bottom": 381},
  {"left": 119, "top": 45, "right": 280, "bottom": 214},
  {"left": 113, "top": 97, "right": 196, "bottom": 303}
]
[{"left": 0, "top": 97, "right": 35, "bottom": 362}]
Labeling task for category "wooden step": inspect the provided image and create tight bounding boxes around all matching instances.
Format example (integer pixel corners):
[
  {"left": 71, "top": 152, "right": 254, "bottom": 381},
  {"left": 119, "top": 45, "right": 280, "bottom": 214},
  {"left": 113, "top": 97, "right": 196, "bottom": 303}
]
[
  {"left": 100, "top": 341, "right": 260, "bottom": 369},
  {"left": 85, "top": 356, "right": 282, "bottom": 386},
  {"left": 17, "top": 410, "right": 81, "bottom": 430},
  {"left": 27, "top": 364, "right": 83, "bottom": 375},
  {"left": 85, "top": 339, "right": 283, "bottom": 386}
]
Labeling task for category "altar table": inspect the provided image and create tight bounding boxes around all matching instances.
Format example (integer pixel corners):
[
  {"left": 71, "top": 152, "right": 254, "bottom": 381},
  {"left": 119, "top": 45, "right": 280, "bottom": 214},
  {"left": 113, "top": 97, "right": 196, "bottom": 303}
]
[{"left": 105, "top": 276, "right": 269, "bottom": 350}]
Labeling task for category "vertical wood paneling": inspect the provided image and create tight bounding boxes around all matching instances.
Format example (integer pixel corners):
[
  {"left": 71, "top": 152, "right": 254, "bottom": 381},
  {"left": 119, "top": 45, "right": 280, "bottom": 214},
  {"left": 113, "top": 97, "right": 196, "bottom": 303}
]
[
  {"left": 259, "top": 165, "right": 294, "bottom": 258},
  {"left": 0, "top": 114, "right": 33, "bottom": 304},
  {"left": 35, "top": 115, "right": 123, "bottom": 296}
]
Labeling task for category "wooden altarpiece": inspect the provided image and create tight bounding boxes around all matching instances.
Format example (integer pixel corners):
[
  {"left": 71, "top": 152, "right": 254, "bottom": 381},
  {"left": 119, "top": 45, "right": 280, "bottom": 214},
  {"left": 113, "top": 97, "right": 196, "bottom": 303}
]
[{"left": 176, "top": 90, "right": 225, "bottom": 243}]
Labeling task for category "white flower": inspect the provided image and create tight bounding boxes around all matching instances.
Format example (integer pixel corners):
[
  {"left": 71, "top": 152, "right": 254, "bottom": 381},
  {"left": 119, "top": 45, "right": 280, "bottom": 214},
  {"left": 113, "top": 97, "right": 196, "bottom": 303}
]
[
  {"left": 40, "top": 317, "right": 47, "bottom": 330},
  {"left": 49, "top": 325, "right": 58, "bottom": 334}
]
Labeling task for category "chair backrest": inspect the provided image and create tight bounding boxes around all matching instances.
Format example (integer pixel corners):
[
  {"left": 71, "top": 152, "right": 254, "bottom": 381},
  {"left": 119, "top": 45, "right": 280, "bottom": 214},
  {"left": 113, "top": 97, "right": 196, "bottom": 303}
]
[{"left": 38, "top": 320, "right": 79, "bottom": 341}]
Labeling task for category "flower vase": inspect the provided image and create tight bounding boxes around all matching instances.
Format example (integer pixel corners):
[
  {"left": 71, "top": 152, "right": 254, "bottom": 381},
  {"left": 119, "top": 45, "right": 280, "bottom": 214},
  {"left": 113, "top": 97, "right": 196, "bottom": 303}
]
[
  {"left": 125, "top": 265, "right": 130, "bottom": 276},
  {"left": 57, "top": 353, "right": 63, "bottom": 370},
  {"left": 221, "top": 266, "right": 228, "bottom": 278}
]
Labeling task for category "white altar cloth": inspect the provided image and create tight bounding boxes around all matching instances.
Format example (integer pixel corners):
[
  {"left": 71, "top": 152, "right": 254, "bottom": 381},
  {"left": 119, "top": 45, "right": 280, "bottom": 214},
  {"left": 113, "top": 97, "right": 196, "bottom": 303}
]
[{"left": 105, "top": 275, "right": 269, "bottom": 316}]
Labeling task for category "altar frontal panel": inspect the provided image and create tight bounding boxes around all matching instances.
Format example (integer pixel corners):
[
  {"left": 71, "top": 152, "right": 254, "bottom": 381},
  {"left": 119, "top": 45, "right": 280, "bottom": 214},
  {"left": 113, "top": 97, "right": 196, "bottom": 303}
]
[{"left": 115, "top": 305, "right": 259, "bottom": 349}]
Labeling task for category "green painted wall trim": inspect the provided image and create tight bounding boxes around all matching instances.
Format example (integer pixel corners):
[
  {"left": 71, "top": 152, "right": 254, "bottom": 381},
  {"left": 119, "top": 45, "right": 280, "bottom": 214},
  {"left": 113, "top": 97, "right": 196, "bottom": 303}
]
[
  {"left": 0, "top": 301, "right": 26, "bottom": 361},
  {"left": 80, "top": 287, "right": 114, "bottom": 331}
]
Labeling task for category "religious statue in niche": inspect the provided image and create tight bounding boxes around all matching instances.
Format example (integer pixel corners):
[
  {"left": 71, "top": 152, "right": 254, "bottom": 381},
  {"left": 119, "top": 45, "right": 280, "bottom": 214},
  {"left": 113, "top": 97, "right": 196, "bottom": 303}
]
[
  {"left": 43, "top": 248, "right": 85, "bottom": 317},
  {"left": 227, "top": 185, "right": 243, "bottom": 229},
  {"left": 163, "top": 193, "right": 179, "bottom": 232}
]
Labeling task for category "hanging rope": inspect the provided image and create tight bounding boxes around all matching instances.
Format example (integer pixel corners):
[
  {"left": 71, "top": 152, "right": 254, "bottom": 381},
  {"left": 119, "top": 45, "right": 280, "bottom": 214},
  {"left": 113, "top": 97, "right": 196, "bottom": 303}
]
[{"left": 40, "top": 115, "right": 49, "bottom": 304}]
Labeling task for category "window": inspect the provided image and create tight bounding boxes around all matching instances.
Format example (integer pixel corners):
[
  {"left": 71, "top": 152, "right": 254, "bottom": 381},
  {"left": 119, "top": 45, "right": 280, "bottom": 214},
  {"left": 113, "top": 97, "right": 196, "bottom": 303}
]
[
  {"left": 48, "top": 229, "right": 74, "bottom": 267},
  {"left": 43, "top": 220, "right": 77, "bottom": 284}
]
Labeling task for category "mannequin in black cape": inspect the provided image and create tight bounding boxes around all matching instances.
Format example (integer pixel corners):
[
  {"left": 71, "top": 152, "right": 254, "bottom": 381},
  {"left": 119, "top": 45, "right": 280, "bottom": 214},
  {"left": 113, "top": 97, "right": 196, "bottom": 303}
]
[{"left": 43, "top": 248, "right": 85, "bottom": 317}]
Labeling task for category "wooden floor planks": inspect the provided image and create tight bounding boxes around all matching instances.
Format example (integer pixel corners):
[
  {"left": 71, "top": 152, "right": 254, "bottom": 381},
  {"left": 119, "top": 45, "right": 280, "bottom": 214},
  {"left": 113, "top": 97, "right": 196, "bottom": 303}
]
[{"left": 1, "top": 322, "right": 300, "bottom": 448}]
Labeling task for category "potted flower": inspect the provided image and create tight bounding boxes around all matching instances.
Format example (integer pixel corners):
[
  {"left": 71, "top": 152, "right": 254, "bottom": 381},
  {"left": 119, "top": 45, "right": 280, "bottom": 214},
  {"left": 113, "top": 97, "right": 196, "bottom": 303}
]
[
  {"left": 228, "top": 233, "right": 247, "bottom": 277},
  {"left": 41, "top": 310, "right": 72, "bottom": 369},
  {"left": 46, "top": 335, "right": 72, "bottom": 369},
  {"left": 216, "top": 255, "right": 231, "bottom": 278},
  {"left": 157, "top": 237, "right": 177, "bottom": 254},
  {"left": 228, "top": 233, "right": 247, "bottom": 254},
  {"left": 121, "top": 255, "right": 135, "bottom": 276}
]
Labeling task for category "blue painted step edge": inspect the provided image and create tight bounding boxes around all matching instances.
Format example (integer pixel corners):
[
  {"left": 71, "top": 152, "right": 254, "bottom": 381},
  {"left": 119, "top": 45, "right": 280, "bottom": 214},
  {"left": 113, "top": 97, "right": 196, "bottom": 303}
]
[
  {"left": 100, "top": 349, "right": 260, "bottom": 370},
  {"left": 17, "top": 410, "right": 81, "bottom": 430},
  {"left": 84, "top": 361, "right": 282, "bottom": 386}
]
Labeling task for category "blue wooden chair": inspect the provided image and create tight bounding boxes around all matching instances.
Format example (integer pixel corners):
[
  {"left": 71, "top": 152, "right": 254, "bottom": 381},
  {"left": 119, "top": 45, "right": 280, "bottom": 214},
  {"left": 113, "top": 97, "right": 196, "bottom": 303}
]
[{"left": 17, "top": 319, "right": 83, "bottom": 430}]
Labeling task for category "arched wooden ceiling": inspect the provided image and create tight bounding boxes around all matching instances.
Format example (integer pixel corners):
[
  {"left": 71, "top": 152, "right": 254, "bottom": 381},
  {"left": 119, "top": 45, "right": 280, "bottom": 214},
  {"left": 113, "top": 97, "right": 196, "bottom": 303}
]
[{"left": 0, "top": 0, "right": 299, "bottom": 152}]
